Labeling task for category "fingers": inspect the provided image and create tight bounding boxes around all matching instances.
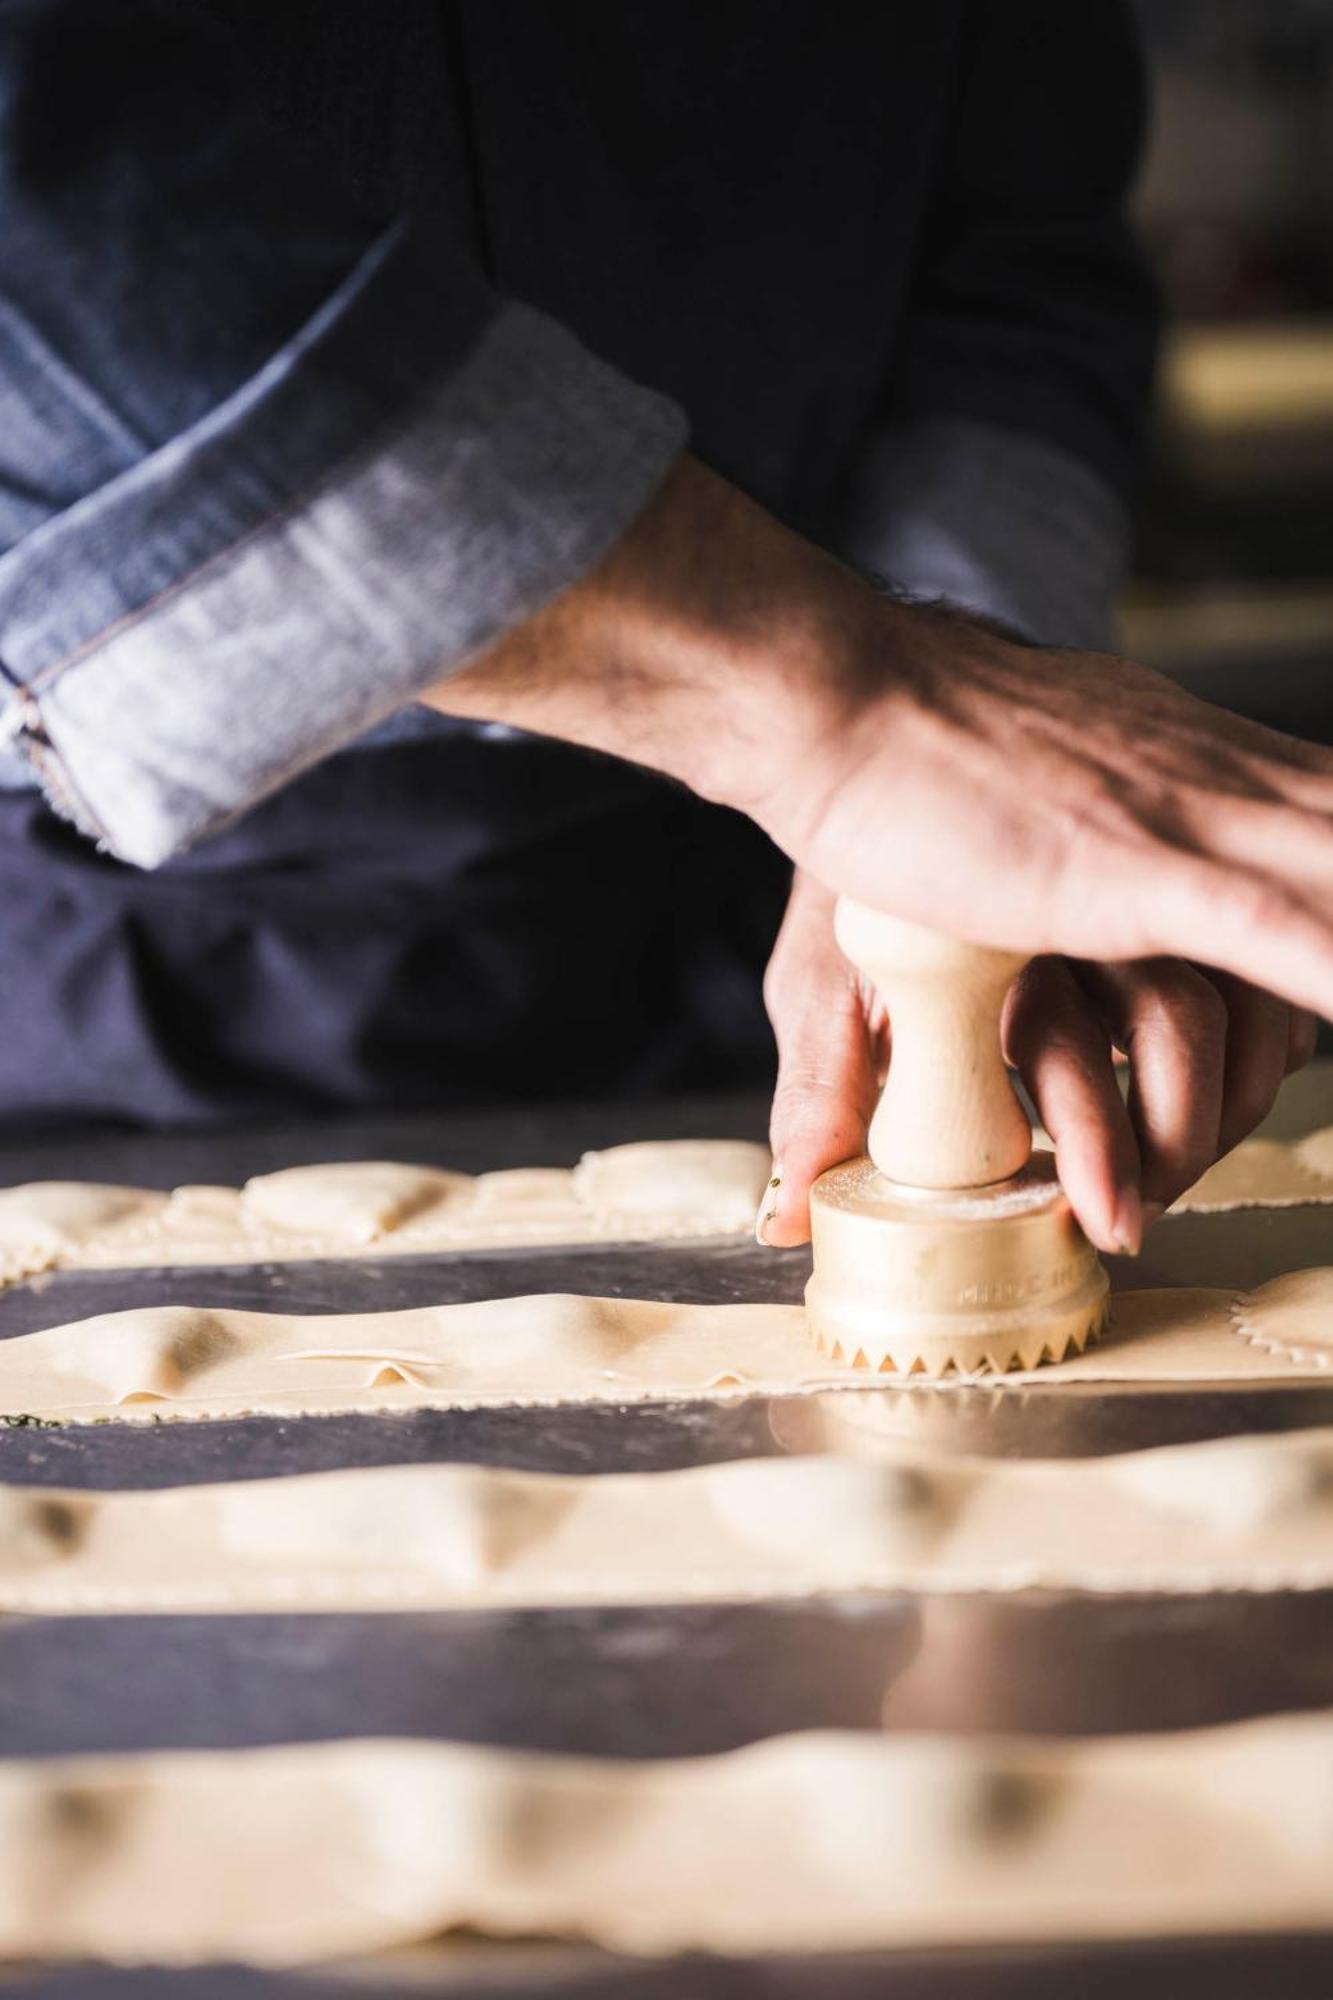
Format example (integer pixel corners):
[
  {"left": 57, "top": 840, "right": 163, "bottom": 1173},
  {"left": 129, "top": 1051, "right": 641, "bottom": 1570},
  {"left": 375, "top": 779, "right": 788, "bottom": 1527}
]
[
  {"left": 762, "top": 859, "right": 1320, "bottom": 1259},
  {"left": 1204, "top": 973, "right": 1300, "bottom": 1156},
  {"left": 1140, "top": 855, "right": 1333, "bottom": 1027},
  {"left": 1024, "top": 956, "right": 1304, "bottom": 1224},
  {"left": 1072, "top": 958, "right": 1227, "bottom": 1216},
  {"left": 1077, "top": 961, "right": 1312, "bottom": 1206},
  {"left": 1003, "top": 958, "right": 1141, "bottom": 1255},
  {"left": 762, "top": 873, "right": 883, "bottom": 1247}
]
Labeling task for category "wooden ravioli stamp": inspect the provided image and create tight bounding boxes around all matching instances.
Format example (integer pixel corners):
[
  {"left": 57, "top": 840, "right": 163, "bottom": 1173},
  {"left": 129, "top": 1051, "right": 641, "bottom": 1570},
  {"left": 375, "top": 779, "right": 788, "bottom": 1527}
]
[{"left": 806, "top": 902, "right": 1108, "bottom": 1376}]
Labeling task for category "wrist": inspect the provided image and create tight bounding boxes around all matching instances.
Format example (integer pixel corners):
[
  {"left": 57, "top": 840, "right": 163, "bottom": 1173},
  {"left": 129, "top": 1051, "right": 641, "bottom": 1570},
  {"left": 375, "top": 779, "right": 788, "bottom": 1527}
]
[
  {"left": 427, "top": 453, "right": 894, "bottom": 829},
  {"left": 584, "top": 457, "right": 865, "bottom": 805}
]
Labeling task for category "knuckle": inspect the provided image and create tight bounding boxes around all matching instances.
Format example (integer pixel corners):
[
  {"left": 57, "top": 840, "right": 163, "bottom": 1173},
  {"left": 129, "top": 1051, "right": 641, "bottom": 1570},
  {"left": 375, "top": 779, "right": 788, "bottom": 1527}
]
[
  {"left": 768, "top": 997, "right": 860, "bottom": 1071},
  {"left": 1016, "top": 1027, "right": 1107, "bottom": 1094},
  {"left": 1220, "top": 873, "right": 1291, "bottom": 938},
  {"left": 771, "top": 1061, "right": 847, "bottom": 1108},
  {"left": 764, "top": 951, "right": 859, "bottom": 1025},
  {"left": 1004, "top": 960, "right": 1094, "bottom": 1066}
]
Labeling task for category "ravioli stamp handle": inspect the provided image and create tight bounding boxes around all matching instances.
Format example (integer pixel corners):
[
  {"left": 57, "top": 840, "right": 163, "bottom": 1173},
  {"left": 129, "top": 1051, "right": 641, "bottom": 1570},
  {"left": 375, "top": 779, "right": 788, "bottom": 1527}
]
[
  {"left": 809, "top": 901, "right": 1106, "bottom": 1373},
  {"left": 834, "top": 899, "right": 1032, "bottom": 1190}
]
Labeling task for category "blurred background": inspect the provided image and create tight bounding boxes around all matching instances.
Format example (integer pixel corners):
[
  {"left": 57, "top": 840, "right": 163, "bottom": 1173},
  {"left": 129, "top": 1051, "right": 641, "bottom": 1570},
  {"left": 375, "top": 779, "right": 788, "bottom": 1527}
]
[{"left": 1127, "top": 0, "right": 1333, "bottom": 749}]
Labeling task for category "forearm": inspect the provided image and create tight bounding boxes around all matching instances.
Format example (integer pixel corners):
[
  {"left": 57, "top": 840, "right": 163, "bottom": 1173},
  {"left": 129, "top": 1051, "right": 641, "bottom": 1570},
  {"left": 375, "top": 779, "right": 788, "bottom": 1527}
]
[
  {"left": 429, "top": 434, "right": 1333, "bottom": 1028},
  {"left": 426, "top": 453, "right": 888, "bottom": 822}
]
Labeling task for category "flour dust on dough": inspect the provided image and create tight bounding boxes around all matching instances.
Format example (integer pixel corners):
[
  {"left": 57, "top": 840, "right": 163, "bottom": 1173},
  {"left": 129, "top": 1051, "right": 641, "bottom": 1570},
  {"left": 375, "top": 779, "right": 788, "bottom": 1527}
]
[
  {"left": 0, "top": 1426, "right": 1330, "bottom": 1613},
  {"left": 0, "top": 1270, "right": 1329, "bottom": 1423},
  {"left": 2, "top": 1714, "right": 1332, "bottom": 1964}
]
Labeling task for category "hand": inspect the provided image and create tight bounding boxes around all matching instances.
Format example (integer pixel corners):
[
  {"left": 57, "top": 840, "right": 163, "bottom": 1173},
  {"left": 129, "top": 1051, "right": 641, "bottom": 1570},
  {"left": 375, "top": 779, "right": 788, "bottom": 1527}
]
[
  {"left": 761, "top": 872, "right": 1319, "bottom": 1253},
  {"left": 431, "top": 454, "right": 1333, "bottom": 1021}
]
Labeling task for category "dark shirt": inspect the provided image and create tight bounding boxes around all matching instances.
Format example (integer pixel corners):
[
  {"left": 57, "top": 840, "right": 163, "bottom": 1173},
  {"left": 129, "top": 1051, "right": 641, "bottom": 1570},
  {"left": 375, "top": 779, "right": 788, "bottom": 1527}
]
[{"left": 0, "top": 1, "right": 1157, "bottom": 1122}]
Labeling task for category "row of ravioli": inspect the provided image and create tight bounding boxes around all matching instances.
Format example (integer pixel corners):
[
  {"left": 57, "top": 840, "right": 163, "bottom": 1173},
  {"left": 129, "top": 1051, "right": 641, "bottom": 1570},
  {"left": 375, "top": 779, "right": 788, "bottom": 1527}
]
[{"left": 0, "top": 1125, "right": 1330, "bottom": 1291}]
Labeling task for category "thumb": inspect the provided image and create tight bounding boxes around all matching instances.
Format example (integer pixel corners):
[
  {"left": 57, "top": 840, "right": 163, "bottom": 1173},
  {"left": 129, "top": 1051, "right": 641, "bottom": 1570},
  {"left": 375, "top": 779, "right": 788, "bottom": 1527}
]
[{"left": 761, "top": 879, "right": 883, "bottom": 1247}]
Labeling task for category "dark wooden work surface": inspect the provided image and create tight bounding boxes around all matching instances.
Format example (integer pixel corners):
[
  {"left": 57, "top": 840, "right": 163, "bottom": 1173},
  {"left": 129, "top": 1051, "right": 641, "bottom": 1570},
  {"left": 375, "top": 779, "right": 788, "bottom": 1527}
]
[{"left": 0, "top": 1071, "right": 1331, "bottom": 1999}]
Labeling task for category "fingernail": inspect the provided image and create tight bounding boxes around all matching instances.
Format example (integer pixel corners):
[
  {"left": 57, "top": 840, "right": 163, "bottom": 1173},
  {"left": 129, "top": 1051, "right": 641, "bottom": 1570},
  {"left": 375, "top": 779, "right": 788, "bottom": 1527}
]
[
  {"left": 1112, "top": 1185, "right": 1143, "bottom": 1257},
  {"left": 755, "top": 1165, "right": 782, "bottom": 1245}
]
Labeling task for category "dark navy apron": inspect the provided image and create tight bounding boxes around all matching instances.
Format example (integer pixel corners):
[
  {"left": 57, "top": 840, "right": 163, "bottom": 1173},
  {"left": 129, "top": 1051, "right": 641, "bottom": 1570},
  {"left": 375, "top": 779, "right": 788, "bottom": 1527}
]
[{"left": 0, "top": 725, "right": 788, "bottom": 1122}]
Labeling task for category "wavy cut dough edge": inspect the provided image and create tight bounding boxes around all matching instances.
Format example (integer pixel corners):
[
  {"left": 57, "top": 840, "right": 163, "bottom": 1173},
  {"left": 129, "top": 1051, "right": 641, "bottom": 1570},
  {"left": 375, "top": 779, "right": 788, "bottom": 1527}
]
[{"left": 1171, "top": 1123, "right": 1333, "bottom": 1211}]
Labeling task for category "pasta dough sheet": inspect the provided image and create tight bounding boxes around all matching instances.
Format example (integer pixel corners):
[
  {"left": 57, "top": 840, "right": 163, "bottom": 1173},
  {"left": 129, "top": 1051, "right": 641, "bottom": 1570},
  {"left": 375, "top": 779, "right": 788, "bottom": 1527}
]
[
  {"left": 4, "top": 1714, "right": 1332, "bottom": 1965},
  {"left": 0, "top": 1270, "right": 1328, "bottom": 1422},
  {"left": 0, "top": 1141, "right": 771, "bottom": 1289},
  {"left": 0, "top": 1124, "right": 1325, "bottom": 1295},
  {"left": 2, "top": 1426, "right": 1331, "bottom": 1613},
  {"left": 1174, "top": 1123, "right": 1333, "bottom": 1211}
]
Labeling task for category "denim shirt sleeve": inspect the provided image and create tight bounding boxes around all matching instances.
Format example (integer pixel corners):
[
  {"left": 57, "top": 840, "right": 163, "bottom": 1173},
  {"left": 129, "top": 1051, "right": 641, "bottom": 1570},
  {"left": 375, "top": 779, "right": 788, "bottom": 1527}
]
[
  {"left": 839, "top": 415, "right": 1130, "bottom": 652},
  {"left": 0, "top": 2, "right": 686, "bottom": 867},
  {"left": 835, "top": 1, "right": 1153, "bottom": 650}
]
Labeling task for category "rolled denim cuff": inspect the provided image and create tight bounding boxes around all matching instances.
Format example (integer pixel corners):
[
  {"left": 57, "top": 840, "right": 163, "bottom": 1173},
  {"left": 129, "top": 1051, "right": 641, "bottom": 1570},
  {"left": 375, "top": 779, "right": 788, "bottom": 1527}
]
[
  {"left": 0, "top": 220, "right": 687, "bottom": 867},
  {"left": 838, "top": 415, "right": 1129, "bottom": 651}
]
